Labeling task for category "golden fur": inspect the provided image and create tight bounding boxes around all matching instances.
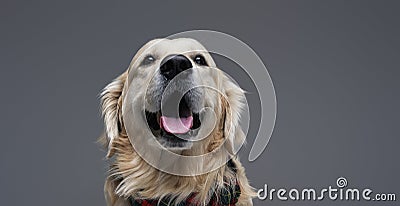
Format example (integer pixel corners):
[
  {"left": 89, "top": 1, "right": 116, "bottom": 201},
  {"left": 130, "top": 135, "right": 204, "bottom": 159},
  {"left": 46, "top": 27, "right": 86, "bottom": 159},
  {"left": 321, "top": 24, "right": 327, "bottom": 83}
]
[{"left": 99, "top": 38, "right": 255, "bottom": 205}]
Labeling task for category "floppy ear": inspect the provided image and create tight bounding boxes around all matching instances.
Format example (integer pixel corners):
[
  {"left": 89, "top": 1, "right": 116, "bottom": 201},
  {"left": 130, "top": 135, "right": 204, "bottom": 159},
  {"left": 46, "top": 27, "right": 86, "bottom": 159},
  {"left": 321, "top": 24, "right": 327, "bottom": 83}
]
[
  {"left": 100, "top": 71, "right": 128, "bottom": 157},
  {"left": 222, "top": 77, "right": 246, "bottom": 155}
]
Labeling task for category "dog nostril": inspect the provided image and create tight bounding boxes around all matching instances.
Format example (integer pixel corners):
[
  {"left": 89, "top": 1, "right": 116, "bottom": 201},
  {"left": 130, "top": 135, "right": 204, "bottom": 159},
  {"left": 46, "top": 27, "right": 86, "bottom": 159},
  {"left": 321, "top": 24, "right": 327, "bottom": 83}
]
[{"left": 160, "top": 54, "right": 192, "bottom": 80}]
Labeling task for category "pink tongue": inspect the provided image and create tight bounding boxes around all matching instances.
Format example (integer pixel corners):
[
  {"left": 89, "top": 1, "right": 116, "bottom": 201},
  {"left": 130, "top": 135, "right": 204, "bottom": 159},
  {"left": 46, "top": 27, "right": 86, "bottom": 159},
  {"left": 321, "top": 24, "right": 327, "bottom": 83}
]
[{"left": 160, "top": 116, "right": 193, "bottom": 134}]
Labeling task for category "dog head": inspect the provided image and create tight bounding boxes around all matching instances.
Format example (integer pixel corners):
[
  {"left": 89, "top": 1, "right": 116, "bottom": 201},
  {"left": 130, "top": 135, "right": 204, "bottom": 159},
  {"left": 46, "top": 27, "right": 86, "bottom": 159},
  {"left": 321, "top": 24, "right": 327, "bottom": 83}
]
[{"left": 101, "top": 38, "right": 245, "bottom": 160}]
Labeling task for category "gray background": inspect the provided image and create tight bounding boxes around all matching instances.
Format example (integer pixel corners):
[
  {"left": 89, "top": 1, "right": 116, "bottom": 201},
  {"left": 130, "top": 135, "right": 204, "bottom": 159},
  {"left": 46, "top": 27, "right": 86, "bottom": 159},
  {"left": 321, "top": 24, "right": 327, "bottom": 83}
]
[{"left": 0, "top": 0, "right": 398, "bottom": 205}]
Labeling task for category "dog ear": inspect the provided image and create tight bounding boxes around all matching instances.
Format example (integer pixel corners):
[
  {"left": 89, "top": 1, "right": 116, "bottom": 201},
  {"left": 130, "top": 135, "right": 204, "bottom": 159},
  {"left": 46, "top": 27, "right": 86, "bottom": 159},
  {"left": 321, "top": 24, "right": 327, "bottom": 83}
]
[
  {"left": 221, "top": 77, "right": 246, "bottom": 155},
  {"left": 100, "top": 71, "right": 128, "bottom": 157}
]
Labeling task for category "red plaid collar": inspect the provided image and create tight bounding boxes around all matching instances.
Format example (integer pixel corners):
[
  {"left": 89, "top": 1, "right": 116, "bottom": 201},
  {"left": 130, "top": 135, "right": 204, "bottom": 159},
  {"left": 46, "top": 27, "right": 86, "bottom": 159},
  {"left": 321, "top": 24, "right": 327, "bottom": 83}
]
[
  {"left": 129, "top": 181, "right": 240, "bottom": 206},
  {"left": 128, "top": 160, "right": 241, "bottom": 206}
]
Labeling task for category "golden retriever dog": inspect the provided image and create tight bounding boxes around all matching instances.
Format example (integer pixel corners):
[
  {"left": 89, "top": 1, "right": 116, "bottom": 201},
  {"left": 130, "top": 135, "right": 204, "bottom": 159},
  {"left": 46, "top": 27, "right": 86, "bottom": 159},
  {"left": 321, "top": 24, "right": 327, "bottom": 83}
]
[{"left": 99, "top": 38, "right": 255, "bottom": 206}]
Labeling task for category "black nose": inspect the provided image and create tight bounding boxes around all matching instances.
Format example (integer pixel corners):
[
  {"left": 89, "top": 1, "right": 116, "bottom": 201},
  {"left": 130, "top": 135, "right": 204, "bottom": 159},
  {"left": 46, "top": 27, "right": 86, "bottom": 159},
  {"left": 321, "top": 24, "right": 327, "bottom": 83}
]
[{"left": 160, "top": 54, "right": 192, "bottom": 80}]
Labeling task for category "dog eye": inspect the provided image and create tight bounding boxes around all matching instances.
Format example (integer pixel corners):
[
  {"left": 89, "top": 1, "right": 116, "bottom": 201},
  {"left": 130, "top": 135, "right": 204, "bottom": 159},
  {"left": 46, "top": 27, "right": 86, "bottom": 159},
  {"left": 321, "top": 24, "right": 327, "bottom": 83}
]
[
  {"left": 141, "top": 55, "right": 155, "bottom": 66},
  {"left": 193, "top": 55, "right": 208, "bottom": 66}
]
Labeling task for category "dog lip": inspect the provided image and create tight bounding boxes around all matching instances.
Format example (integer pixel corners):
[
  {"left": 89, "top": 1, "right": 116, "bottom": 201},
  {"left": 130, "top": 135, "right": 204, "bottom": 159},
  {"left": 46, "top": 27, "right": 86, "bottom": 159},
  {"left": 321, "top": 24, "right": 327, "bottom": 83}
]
[
  {"left": 145, "top": 110, "right": 161, "bottom": 131},
  {"left": 145, "top": 90, "right": 202, "bottom": 148},
  {"left": 145, "top": 109, "right": 201, "bottom": 148},
  {"left": 159, "top": 99, "right": 194, "bottom": 134},
  {"left": 145, "top": 110, "right": 201, "bottom": 133}
]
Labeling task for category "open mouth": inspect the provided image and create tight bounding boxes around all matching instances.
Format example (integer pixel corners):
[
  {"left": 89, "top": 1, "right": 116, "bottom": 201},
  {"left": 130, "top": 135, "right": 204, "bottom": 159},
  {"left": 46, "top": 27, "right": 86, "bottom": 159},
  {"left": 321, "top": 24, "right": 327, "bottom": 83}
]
[{"left": 145, "top": 97, "right": 201, "bottom": 148}]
